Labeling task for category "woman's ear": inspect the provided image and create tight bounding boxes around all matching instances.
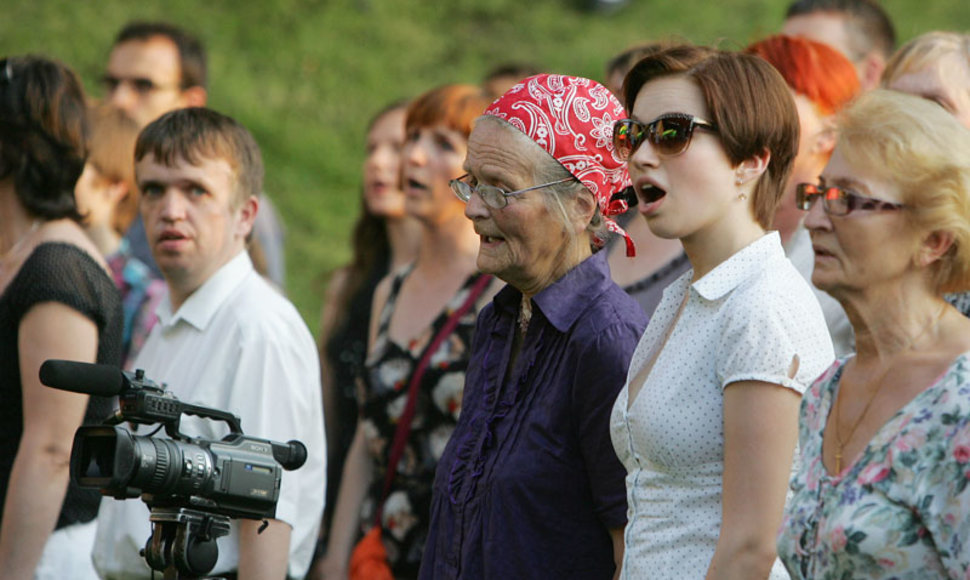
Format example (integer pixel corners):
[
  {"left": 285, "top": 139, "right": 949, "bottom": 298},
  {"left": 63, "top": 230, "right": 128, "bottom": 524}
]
[
  {"left": 573, "top": 189, "right": 597, "bottom": 234},
  {"left": 737, "top": 148, "right": 771, "bottom": 184},
  {"left": 918, "top": 230, "right": 956, "bottom": 268},
  {"left": 105, "top": 180, "right": 130, "bottom": 206}
]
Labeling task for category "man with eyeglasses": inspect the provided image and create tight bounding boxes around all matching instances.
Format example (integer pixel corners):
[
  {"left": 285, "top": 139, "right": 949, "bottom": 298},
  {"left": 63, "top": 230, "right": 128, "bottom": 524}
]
[
  {"left": 103, "top": 21, "right": 288, "bottom": 291},
  {"left": 103, "top": 22, "right": 207, "bottom": 129}
]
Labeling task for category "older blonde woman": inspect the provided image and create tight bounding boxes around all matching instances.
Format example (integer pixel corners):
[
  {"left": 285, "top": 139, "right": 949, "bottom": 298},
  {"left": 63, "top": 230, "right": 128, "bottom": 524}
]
[{"left": 778, "top": 90, "right": 970, "bottom": 578}]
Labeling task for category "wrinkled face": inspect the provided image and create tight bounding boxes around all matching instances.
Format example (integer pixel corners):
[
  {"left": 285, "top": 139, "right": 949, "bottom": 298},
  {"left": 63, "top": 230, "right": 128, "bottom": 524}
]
[
  {"left": 463, "top": 120, "right": 587, "bottom": 294},
  {"left": 363, "top": 108, "right": 408, "bottom": 218},
  {"left": 401, "top": 123, "right": 468, "bottom": 226},
  {"left": 777, "top": 92, "right": 832, "bottom": 240},
  {"left": 105, "top": 37, "right": 189, "bottom": 127},
  {"left": 886, "top": 53, "right": 970, "bottom": 130},
  {"left": 803, "top": 147, "right": 913, "bottom": 297},
  {"left": 137, "top": 153, "right": 254, "bottom": 301},
  {"left": 627, "top": 75, "right": 744, "bottom": 245}
]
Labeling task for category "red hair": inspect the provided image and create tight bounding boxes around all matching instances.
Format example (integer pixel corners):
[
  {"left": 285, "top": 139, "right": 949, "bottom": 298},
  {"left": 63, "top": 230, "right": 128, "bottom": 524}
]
[
  {"left": 746, "top": 35, "right": 860, "bottom": 116},
  {"left": 404, "top": 84, "right": 492, "bottom": 139}
]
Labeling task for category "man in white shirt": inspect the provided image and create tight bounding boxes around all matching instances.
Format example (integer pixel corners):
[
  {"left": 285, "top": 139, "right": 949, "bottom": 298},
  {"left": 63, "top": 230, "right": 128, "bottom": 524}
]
[
  {"left": 104, "top": 20, "right": 288, "bottom": 289},
  {"left": 92, "top": 107, "right": 325, "bottom": 579}
]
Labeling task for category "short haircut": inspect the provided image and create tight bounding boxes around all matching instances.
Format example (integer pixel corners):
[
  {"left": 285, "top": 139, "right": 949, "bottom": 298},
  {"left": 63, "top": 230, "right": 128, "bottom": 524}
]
[
  {"left": 624, "top": 45, "right": 800, "bottom": 229},
  {"left": 785, "top": 0, "right": 896, "bottom": 61},
  {"left": 837, "top": 89, "right": 970, "bottom": 292},
  {"left": 746, "top": 34, "right": 861, "bottom": 116},
  {"left": 86, "top": 105, "right": 141, "bottom": 234},
  {"left": 405, "top": 84, "right": 493, "bottom": 139},
  {"left": 114, "top": 21, "right": 207, "bottom": 90},
  {"left": 135, "top": 107, "right": 263, "bottom": 206},
  {"left": 882, "top": 31, "right": 970, "bottom": 87},
  {"left": 0, "top": 55, "right": 87, "bottom": 221}
]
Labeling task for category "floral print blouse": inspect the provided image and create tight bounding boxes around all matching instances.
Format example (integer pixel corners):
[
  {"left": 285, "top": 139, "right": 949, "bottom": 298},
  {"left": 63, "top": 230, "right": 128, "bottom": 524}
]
[
  {"left": 778, "top": 354, "right": 970, "bottom": 579},
  {"left": 357, "top": 267, "right": 488, "bottom": 579}
]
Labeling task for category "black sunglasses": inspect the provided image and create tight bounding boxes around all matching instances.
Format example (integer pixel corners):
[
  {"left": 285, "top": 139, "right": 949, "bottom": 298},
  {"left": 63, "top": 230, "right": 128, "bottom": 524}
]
[
  {"left": 613, "top": 113, "right": 717, "bottom": 160},
  {"left": 795, "top": 183, "right": 907, "bottom": 216}
]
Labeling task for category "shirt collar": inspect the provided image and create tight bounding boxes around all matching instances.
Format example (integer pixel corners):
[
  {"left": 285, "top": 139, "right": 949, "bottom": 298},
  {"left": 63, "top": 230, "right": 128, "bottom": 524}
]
[
  {"left": 692, "top": 231, "right": 784, "bottom": 301},
  {"left": 156, "top": 251, "right": 253, "bottom": 331},
  {"left": 493, "top": 250, "right": 614, "bottom": 333}
]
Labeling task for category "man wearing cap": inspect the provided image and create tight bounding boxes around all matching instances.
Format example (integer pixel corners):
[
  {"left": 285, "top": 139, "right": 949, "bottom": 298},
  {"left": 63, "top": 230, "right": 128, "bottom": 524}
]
[{"left": 420, "top": 74, "right": 646, "bottom": 579}]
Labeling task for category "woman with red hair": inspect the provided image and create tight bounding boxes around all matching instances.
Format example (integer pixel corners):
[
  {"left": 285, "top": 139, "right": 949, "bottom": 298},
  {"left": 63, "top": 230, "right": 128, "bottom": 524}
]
[
  {"left": 317, "top": 85, "right": 497, "bottom": 579},
  {"left": 747, "top": 34, "right": 861, "bottom": 356}
]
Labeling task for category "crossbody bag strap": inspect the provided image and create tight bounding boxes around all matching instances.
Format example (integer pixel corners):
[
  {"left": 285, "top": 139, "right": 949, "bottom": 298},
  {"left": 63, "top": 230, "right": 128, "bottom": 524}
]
[{"left": 374, "top": 273, "right": 492, "bottom": 524}]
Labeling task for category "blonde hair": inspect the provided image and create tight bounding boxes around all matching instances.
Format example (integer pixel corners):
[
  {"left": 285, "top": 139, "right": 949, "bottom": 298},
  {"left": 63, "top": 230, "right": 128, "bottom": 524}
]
[
  {"left": 837, "top": 89, "right": 970, "bottom": 292},
  {"left": 86, "top": 105, "right": 140, "bottom": 234},
  {"left": 882, "top": 31, "right": 970, "bottom": 87}
]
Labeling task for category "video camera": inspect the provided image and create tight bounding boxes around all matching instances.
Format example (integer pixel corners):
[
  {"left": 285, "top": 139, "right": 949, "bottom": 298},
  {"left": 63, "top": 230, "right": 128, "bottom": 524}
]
[{"left": 39, "top": 359, "right": 308, "bottom": 578}]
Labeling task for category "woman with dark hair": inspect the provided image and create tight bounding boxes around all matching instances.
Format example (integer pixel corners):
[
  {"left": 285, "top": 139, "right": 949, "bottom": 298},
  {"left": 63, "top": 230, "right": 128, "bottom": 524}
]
[
  {"left": 319, "top": 85, "right": 496, "bottom": 579},
  {"left": 0, "top": 56, "right": 122, "bottom": 579},
  {"left": 313, "top": 102, "right": 420, "bottom": 556},
  {"left": 609, "top": 46, "right": 834, "bottom": 578}
]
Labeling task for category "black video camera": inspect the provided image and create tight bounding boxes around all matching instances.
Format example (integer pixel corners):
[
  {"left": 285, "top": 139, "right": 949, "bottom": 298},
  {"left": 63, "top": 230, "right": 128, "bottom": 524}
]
[{"left": 40, "top": 359, "right": 308, "bottom": 577}]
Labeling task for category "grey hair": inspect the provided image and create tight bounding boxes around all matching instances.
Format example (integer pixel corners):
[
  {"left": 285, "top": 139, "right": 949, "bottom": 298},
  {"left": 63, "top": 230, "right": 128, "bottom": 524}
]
[{"left": 481, "top": 116, "right": 610, "bottom": 250}]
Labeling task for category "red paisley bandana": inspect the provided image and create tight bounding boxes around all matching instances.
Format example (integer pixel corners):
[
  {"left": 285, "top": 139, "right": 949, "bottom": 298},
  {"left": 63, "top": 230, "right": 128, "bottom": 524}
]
[{"left": 484, "top": 74, "right": 635, "bottom": 256}]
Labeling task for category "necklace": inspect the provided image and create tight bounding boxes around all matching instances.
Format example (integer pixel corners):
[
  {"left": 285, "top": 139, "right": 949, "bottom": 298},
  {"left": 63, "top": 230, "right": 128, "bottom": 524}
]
[
  {"left": 832, "top": 303, "right": 947, "bottom": 473},
  {"left": 518, "top": 295, "right": 532, "bottom": 336}
]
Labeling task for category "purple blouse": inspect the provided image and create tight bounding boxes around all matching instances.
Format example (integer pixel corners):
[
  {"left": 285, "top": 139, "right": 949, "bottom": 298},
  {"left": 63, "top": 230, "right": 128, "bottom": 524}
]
[{"left": 420, "top": 251, "right": 647, "bottom": 579}]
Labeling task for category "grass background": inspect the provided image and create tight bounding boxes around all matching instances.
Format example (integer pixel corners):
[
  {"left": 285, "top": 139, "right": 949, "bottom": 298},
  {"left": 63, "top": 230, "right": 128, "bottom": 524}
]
[{"left": 1, "top": 0, "right": 965, "bottom": 333}]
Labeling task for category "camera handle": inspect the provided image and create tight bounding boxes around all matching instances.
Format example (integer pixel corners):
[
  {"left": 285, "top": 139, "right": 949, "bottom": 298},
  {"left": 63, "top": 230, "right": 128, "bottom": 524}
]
[{"left": 143, "top": 506, "right": 232, "bottom": 579}]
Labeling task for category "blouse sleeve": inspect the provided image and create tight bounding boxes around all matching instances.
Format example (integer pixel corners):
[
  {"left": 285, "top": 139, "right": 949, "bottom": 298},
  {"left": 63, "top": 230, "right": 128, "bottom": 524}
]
[
  {"left": 572, "top": 320, "right": 642, "bottom": 529},
  {"left": 11, "top": 244, "right": 122, "bottom": 361},
  {"left": 715, "top": 292, "right": 834, "bottom": 395}
]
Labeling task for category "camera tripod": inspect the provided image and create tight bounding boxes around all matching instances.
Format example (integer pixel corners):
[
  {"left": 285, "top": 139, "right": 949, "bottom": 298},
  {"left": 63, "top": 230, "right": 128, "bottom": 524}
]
[{"left": 142, "top": 506, "right": 232, "bottom": 579}]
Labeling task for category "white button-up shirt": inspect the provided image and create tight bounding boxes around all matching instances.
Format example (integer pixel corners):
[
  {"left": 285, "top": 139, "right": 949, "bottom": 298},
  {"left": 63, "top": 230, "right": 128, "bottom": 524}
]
[
  {"left": 93, "top": 251, "right": 325, "bottom": 579},
  {"left": 610, "top": 232, "right": 834, "bottom": 579}
]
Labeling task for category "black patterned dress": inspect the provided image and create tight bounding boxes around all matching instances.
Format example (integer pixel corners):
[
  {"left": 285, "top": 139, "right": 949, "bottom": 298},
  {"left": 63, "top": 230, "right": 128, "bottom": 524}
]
[{"left": 356, "top": 267, "right": 488, "bottom": 578}]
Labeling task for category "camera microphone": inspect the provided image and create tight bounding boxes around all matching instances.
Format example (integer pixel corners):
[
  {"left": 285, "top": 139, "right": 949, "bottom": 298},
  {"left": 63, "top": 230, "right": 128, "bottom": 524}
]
[{"left": 39, "top": 360, "right": 127, "bottom": 397}]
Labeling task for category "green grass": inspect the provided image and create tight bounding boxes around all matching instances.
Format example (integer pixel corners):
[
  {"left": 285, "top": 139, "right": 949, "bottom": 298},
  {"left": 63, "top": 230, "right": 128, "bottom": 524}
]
[{"left": 2, "top": 0, "right": 965, "bottom": 333}]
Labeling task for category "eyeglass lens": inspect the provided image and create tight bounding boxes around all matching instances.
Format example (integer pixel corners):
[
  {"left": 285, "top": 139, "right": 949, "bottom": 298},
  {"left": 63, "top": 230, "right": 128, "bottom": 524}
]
[
  {"left": 613, "top": 116, "right": 700, "bottom": 160},
  {"left": 796, "top": 183, "right": 905, "bottom": 216}
]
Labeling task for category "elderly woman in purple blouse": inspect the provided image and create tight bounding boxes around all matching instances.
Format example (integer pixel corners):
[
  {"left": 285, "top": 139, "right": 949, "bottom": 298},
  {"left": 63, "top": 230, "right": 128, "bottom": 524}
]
[{"left": 419, "top": 75, "right": 647, "bottom": 579}]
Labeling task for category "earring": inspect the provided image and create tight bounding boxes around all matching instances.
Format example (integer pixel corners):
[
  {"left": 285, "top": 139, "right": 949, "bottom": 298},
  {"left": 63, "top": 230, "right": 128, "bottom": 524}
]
[{"left": 735, "top": 174, "right": 746, "bottom": 201}]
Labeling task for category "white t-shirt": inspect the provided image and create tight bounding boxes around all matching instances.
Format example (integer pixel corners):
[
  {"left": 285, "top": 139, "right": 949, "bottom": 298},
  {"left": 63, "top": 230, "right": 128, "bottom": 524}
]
[
  {"left": 610, "top": 232, "right": 834, "bottom": 579},
  {"left": 93, "top": 251, "right": 325, "bottom": 579}
]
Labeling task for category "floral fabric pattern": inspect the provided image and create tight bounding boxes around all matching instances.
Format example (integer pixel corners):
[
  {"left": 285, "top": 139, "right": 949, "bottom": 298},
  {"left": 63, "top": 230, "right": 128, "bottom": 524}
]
[
  {"left": 778, "top": 354, "right": 970, "bottom": 579},
  {"left": 106, "top": 239, "right": 166, "bottom": 369},
  {"left": 357, "top": 267, "right": 487, "bottom": 579}
]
